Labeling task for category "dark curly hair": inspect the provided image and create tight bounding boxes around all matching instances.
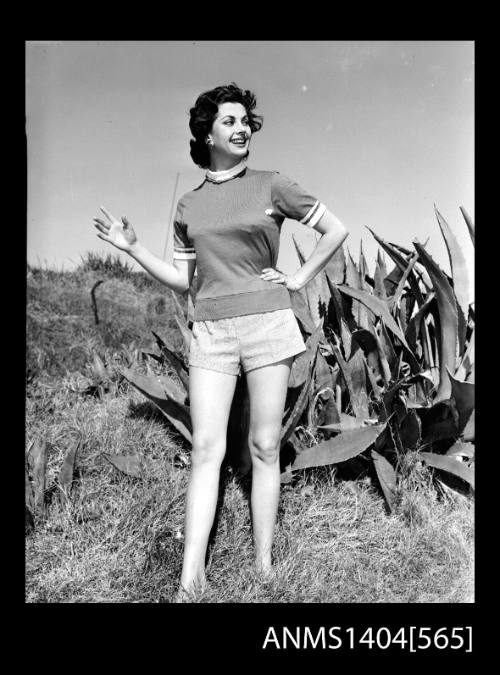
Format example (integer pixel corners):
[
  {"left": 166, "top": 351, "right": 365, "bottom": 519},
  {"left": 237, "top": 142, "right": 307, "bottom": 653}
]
[{"left": 189, "top": 83, "right": 263, "bottom": 169}]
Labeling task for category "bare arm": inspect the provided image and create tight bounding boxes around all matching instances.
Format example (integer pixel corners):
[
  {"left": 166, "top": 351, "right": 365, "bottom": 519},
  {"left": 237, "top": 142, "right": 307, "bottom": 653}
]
[
  {"left": 128, "top": 242, "right": 195, "bottom": 294},
  {"left": 93, "top": 206, "right": 195, "bottom": 294},
  {"left": 260, "top": 208, "right": 349, "bottom": 290}
]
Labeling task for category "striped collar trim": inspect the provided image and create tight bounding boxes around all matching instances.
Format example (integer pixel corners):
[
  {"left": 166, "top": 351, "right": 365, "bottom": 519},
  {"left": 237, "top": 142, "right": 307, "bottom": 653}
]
[{"left": 205, "top": 160, "right": 247, "bottom": 183}]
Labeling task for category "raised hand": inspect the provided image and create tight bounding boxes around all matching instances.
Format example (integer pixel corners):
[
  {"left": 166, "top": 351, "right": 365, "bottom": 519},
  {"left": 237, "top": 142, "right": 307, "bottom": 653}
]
[{"left": 93, "top": 206, "right": 138, "bottom": 252}]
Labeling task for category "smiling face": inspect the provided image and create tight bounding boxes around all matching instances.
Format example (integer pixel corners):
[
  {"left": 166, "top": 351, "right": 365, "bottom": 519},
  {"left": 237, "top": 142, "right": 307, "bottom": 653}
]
[{"left": 208, "top": 101, "right": 252, "bottom": 170}]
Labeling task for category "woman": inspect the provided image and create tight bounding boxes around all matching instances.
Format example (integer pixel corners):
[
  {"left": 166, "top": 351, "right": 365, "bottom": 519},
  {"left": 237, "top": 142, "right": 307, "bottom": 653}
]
[{"left": 93, "top": 83, "right": 348, "bottom": 602}]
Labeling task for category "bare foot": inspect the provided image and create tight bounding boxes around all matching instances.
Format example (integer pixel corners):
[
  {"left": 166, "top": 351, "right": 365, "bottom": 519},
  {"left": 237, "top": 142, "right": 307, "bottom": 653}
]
[
  {"left": 173, "top": 578, "right": 207, "bottom": 603},
  {"left": 255, "top": 559, "right": 274, "bottom": 580},
  {"left": 173, "top": 586, "right": 195, "bottom": 603}
]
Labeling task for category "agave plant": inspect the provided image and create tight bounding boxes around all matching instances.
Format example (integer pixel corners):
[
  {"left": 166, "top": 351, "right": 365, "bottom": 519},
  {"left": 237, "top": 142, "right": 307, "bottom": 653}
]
[
  {"left": 122, "top": 206, "right": 474, "bottom": 510},
  {"left": 25, "top": 437, "right": 80, "bottom": 532}
]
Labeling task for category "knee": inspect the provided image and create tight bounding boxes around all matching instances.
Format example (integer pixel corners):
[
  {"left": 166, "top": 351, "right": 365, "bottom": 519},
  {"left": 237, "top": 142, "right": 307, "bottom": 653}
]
[
  {"left": 249, "top": 434, "right": 280, "bottom": 465},
  {"left": 191, "top": 434, "right": 226, "bottom": 468}
]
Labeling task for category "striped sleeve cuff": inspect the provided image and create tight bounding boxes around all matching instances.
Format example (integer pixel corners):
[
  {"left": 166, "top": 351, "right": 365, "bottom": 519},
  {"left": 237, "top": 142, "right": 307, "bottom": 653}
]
[
  {"left": 300, "top": 201, "right": 327, "bottom": 228},
  {"left": 173, "top": 247, "right": 196, "bottom": 260}
]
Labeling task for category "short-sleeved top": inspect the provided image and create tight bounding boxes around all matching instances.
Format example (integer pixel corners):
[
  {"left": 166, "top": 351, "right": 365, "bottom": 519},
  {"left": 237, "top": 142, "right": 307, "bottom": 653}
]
[{"left": 173, "top": 165, "right": 326, "bottom": 321}]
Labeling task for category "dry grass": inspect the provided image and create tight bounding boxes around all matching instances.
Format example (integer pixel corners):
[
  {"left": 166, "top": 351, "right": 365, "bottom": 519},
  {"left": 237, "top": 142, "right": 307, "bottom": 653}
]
[
  {"left": 26, "top": 265, "right": 184, "bottom": 377},
  {"left": 25, "top": 262, "right": 474, "bottom": 604}
]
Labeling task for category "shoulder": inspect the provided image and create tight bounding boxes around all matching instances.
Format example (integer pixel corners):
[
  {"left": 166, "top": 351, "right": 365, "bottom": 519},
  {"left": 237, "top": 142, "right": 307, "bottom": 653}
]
[
  {"left": 176, "top": 182, "right": 206, "bottom": 209},
  {"left": 244, "top": 168, "right": 289, "bottom": 190},
  {"left": 242, "top": 169, "right": 300, "bottom": 199},
  {"left": 268, "top": 171, "right": 299, "bottom": 193},
  {"left": 245, "top": 168, "right": 282, "bottom": 180},
  {"left": 245, "top": 167, "right": 275, "bottom": 177}
]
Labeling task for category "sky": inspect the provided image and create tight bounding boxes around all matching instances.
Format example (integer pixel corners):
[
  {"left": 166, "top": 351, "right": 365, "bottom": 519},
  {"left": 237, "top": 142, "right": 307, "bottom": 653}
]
[{"left": 26, "top": 40, "right": 474, "bottom": 300}]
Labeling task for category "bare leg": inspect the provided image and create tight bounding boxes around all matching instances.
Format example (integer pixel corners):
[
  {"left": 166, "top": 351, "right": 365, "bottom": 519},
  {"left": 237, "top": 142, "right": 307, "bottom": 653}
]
[
  {"left": 176, "top": 366, "right": 237, "bottom": 601},
  {"left": 246, "top": 357, "right": 293, "bottom": 575}
]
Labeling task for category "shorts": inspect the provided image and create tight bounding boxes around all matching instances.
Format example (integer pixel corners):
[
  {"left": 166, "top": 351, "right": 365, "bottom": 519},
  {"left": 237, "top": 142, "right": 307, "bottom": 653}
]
[{"left": 189, "top": 308, "right": 307, "bottom": 376}]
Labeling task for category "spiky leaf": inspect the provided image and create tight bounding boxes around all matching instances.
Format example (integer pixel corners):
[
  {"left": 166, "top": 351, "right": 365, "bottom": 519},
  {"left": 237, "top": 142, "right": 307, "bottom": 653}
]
[
  {"left": 405, "top": 291, "right": 436, "bottom": 350},
  {"left": 420, "top": 451, "right": 474, "bottom": 490},
  {"left": 385, "top": 264, "right": 405, "bottom": 295},
  {"left": 306, "top": 279, "right": 326, "bottom": 327},
  {"left": 377, "top": 248, "right": 388, "bottom": 278},
  {"left": 446, "top": 441, "right": 474, "bottom": 460},
  {"left": 332, "top": 345, "right": 362, "bottom": 419},
  {"left": 459, "top": 207, "right": 475, "bottom": 246},
  {"left": 419, "top": 400, "right": 459, "bottom": 443},
  {"left": 280, "top": 349, "right": 317, "bottom": 448},
  {"left": 389, "top": 253, "right": 419, "bottom": 310},
  {"left": 292, "top": 235, "right": 329, "bottom": 326},
  {"left": 318, "top": 413, "right": 370, "bottom": 432},
  {"left": 373, "top": 325, "right": 393, "bottom": 385},
  {"left": 340, "top": 318, "right": 352, "bottom": 360},
  {"left": 358, "top": 240, "right": 370, "bottom": 290},
  {"left": 151, "top": 331, "right": 189, "bottom": 390},
  {"left": 347, "top": 346, "right": 370, "bottom": 419},
  {"left": 363, "top": 354, "right": 382, "bottom": 400},
  {"left": 374, "top": 251, "right": 389, "bottom": 299},
  {"left": 31, "top": 438, "right": 48, "bottom": 515},
  {"left": 325, "top": 274, "right": 350, "bottom": 330},
  {"left": 462, "top": 410, "right": 474, "bottom": 442},
  {"left": 346, "top": 249, "right": 371, "bottom": 329},
  {"left": 447, "top": 369, "right": 474, "bottom": 433},
  {"left": 316, "top": 391, "right": 340, "bottom": 429},
  {"left": 122, "top": 369, "right": 192, "bottom": 442},
  {"left": 434, "top": 205, "right": 470, "bottom": 340},
  {"left": 419, "top": 315, "right": 439, "bottom": 387},
  {"left": 351, "top": 329, "right": 384, "bottom": 384},
  {"left": 367, "top": 227, "right": 426, "bottom": 305},
  {"left": 25, "top": 458, "right": 34, "bottom": 513},
  {"left": 455, "top": 328, "right": 474, "bottom": 382},
  {"left": 324, "top": 246, "right": 346, "bottom": 284},
  {"left": 399, "top": 410, "right": 422, "bottom": 450},
  {"left": 389, "top": 241, "right": 414, "bottom": 256},
  {"left": 288, "top": 321, "right": 324, "bottom": 388},
  {"left": 314, "top": 350, "right": 333, "bottom": 392},
  {"left": 397, "top": 295, "right": 410, "bottom": 334},
  {"left": 337, "top": 284, "right": 412, "bottom": 352},
  {"left": 157, "top": 374, "right": 188, "bottom": 406},
  {"left": 291, "top": 423, "right": 387, "bottom": 470},
  {"left": 104, "top": 453, "right": 144, "bottom": 478},
  {"left": 290, "top": 289, "right": 316, "bottom": 334},
  {"left": 371, "top": 449, "right": 397, "bottom": 512},
  {"left": 58, "top": 441, "right": 80, "bottom": 502},
  {"left": 413, "top": 243, "right": 458, "bottom": 402}
]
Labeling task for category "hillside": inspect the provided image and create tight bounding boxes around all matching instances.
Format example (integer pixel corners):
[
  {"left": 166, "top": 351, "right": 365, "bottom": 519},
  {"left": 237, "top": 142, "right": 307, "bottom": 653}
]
[{"left": 27, "top": 263, "right": 187, "bottom": 379}]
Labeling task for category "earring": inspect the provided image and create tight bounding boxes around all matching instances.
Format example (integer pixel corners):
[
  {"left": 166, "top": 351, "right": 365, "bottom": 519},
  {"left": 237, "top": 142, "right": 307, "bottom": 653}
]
[{"left": 206, "top": 137, "right": 214, "bottom": 147}]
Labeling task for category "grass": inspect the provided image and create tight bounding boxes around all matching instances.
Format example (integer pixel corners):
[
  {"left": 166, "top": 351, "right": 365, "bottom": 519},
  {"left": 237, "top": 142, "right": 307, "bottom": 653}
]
[
  {"left": 25, "top": 257, "right": 474, "bottom": 603},
  {"left": 26, "top": 263, "right": 185, "bottom": 377}
]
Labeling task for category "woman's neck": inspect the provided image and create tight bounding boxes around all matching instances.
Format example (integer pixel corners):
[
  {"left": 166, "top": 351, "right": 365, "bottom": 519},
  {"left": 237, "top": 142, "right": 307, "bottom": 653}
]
[
  {"left": 205, "top": 158, "right": 247, "bottom": 183},
  {"left": 209, "top": 156, "right": 243, "bottom": 172}
]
